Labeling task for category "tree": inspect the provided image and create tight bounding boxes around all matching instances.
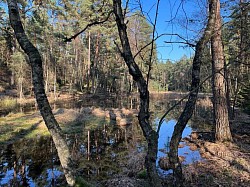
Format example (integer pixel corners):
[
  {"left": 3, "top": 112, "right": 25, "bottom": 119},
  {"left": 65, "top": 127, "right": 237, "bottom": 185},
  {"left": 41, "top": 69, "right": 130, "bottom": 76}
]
[
  {"left": 160, "top": 0, "right": 218, "bottom": 186},
  {"left": 6, "top": 0, "right": 76, "bottom": 185},
  {"left": 238, "top": 81, "right": 250, "bottom": 114},
  {"left": 222, "top": 0, "right": 250, "bottom": 117},
  {"left": 112, "top": 0, "right": 224, "bottom": 186},
  {"left": 211, "top": 0, "right": 233, "bottom": 142},
  {"left": 113, "top": 0, "right": 162, "bottom": 186},
  {"left": 9, "top": 51, "right": 30, "bottom": 99}
]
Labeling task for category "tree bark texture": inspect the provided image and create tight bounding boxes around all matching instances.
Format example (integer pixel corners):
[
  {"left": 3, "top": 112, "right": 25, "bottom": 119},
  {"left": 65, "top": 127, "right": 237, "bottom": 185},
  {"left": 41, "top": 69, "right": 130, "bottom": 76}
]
[
  {"left": 7, "top": 0, "right": 76, "bottom": 185},
  {"left": 168, "top": 0, "right": 217, "bottom": 186},
  {"left": 113, "top": 0, "right": 162, "bottom": 186},
  {"left": 211, "top": 0, "right": 233, "bottom": 142}
]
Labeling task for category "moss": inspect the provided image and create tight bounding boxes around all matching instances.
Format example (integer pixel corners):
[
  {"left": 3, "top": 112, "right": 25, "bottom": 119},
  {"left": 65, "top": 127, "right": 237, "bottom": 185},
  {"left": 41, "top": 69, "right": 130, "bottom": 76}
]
[
  {"left": 59, "top": 115, "right": 108, "bottom": 134},
  {"left": 0, "top": 112, "right": 48, "bottom": 145},
  {"left": 0, "top": 110, "right": 111, "bottom": 146}
]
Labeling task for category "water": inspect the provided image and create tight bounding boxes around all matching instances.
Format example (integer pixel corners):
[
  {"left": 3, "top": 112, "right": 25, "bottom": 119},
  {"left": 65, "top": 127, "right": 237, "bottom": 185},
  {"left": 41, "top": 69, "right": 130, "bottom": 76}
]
[
  {"left": 0, "top": 93, "right": 209, "bottom": 186},
  {"left": 156, "top": 119, "right": 202, "bottom": 176},
  {"left": 0, "top": 137, "right": 63, "bottom": 186},
  {"left": 0, "top": 120, "right": 202, "bottom": 186}
]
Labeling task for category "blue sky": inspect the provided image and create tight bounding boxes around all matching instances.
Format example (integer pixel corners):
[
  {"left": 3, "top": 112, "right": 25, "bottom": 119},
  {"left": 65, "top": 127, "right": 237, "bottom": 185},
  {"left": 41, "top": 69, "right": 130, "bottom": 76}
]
[
  {"left": 128, "top": 0, "right": 208, "bottom": 62},
  {"left": 1, "top": 0, "right": 208, "bottom": 62}
]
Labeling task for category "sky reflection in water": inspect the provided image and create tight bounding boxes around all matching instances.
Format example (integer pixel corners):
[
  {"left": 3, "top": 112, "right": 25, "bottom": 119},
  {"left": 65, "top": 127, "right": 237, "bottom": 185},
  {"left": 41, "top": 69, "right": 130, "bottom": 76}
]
[{"left": 157, "top": 119, "right": 202, "bottom": 175}]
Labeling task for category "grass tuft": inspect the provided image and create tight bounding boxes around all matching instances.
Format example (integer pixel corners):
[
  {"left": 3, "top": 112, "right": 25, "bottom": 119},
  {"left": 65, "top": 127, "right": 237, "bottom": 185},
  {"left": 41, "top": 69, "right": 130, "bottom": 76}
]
[{"left": 0, "top": 97, "right": 18, "bottom": 110}]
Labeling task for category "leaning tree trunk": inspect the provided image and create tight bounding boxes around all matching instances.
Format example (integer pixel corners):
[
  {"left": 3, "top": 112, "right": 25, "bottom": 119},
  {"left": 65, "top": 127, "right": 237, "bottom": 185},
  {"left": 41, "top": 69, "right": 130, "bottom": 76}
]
[
  {"left": 7, "top": 0, "right": 76, "bottom": 185},
  {"left": 168, "top": 0, "right": 217, "bottom": 186},
  {"left": 113, "top": 0, "right": 162, "bottom": 186},
  {"left": 211, "top": 0, "right": 233, "bottom": 142}
]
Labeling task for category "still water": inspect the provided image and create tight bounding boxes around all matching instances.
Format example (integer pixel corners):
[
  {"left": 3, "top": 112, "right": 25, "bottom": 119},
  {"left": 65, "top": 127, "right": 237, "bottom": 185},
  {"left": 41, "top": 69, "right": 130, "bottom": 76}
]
[{"left": 0, "top": 94, "right": 207, "bottom": 186}]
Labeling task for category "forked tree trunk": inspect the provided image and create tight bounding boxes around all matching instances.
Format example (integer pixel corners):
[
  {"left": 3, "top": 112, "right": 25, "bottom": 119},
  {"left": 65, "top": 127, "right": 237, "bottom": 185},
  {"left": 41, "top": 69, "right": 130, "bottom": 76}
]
[
  {"left": 168, "top": 1, "right": 217, "bottom": 186},
  {"left": 113, "top": 0, "right": 162, "bottom": 186},
  {"left": 211, "top": 0, "right": 233, "bottom": 142},
  {"left": 7, "top": 0, "right": 76, "bottom": 185}
]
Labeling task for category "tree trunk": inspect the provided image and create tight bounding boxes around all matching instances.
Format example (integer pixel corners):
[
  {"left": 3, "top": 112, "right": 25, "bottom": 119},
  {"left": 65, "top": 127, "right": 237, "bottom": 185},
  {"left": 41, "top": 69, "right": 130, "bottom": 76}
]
[
  {"left": 7, "top": 0, "right": 76, "bottom": 185},
  {"left": 87, "top": 31, "right": 91, "bottom": 92},
  {"left": 113, "top": 0, "right": 162, "bottom": 186},
  {"left": 225, "top": 64, "right": 233, "bottom": 120},
  {"left": 92, "top": 32, "right": 101, "bottom": 94},
  {"left": 211, "top": 0, "right": 233, "bottom": 142},
  {"left": 167, "top": 1, "right": 218, "bottom": 186},
  {"left": 53, "top": 66, "right": 57, "bottom": 101}
]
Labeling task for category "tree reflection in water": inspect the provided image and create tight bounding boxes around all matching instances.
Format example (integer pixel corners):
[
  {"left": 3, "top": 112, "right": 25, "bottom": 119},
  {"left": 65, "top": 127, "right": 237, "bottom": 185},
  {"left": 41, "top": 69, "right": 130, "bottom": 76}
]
[
  {"left": 0, "top": 93, "right": 212, "bottom": 186},
  {"left": 0, "top": 137, "right": 62, "bottom": 186}
]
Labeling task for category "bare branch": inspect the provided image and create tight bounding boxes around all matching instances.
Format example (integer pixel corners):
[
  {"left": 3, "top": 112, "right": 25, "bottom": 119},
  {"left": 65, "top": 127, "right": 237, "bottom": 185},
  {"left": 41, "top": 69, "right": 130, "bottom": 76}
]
[
  {"left": 134, "top": 33, "right": 195, "bottom": 60},
  {"left": 164, "top": 41, "right": 196, "bottom": 48},
  {"left": 137, "top": 0, "right": 156, "bottom": 26},
  {"left": 146, "top": 0, "right": 160, "bottom": 87},
  {"left": 165, "top": 0, "right": 184, "bottom": 23},
  {"left": 123, "top": 0, "right": 130, "bottom": 17},
  {"left": 64, "top": 11, "right": 113, "bottom": 42}
]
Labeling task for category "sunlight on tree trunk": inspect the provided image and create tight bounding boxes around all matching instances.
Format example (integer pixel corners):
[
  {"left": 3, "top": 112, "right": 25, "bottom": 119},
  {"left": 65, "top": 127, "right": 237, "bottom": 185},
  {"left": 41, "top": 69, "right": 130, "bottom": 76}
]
[
  {"left": 113, "top": 0, "right": 162, "bottom": 186},
  {"left": 211, "top": 0, "right": 233, "bottom": 142},
  {"left": 167, "top": 0, "right": 217, "bottom": 186},
  {"left": 6, "top": 0, "right": 76, "bottom": 185}
]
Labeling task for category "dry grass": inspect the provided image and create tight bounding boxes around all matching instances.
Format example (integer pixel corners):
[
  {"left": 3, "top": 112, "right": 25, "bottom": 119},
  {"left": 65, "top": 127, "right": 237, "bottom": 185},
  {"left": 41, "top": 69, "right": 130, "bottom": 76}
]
[
  {"left": 183, "top": 156, "right": 250, "bottom": 187},
  {"left": 196, "top": 96, "right": 213, "bottom": 108},
  {"left": 0, "top": 97, "right": 18, "bottom": 110}
]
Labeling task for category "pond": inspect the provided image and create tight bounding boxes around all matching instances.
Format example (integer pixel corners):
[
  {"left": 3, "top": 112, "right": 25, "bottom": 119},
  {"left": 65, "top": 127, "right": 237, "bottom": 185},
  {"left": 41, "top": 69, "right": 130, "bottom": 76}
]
[
  {"left": 0, "top": 137, "right": 63, "bottom": 187},
  {"left": 0, "top": 93, "right": 211, "bottom": 186}
]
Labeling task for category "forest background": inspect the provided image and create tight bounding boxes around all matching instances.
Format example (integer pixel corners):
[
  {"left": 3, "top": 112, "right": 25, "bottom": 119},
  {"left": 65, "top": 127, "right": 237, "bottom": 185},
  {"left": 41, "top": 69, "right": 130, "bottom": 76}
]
[{"left": 0, "top": 0, "right": 249, "bottom": 111}]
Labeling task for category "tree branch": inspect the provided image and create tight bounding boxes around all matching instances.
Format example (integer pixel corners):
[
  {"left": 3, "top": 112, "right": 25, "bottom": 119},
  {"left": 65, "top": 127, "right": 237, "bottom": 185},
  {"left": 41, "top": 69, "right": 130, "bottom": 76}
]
[
  {"left": 146, "top": 0, "right": 160, "bottom": 87},
  {"left": 157, "top": 74, "right": 212, "bottom": 134},
  {"left": 64, "top": 11, "right": 113, "bottom": 42},
  {"left": 134, "top": 33, "right": 195, "bottom": 60},
  {"left": 164, "top": 41, "right": 196, "bottom": 48}
]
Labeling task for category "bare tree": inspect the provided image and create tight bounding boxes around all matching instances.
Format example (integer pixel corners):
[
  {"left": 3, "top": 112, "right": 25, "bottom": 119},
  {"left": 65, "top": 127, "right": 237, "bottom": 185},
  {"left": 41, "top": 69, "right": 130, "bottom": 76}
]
[
  {"left": 165, "top": 0, "right": 218, "bottom": 186},
  {"left": 113, "top": 0, "right": 162, "bottom": 186},
  {"left": 112, "top": 0, "right": 223, "bottom": 186}
]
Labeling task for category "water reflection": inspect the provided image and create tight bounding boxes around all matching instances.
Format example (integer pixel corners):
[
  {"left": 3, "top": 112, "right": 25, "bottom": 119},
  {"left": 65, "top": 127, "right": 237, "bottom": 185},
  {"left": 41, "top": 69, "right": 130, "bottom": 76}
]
[
  {"left": 0, "top": 118, "right": 202, "bottom": 186},
  {"left": 156, "top": 119, "right": 202, "bottom": 176},
  {"left": 69, "top": 120, "right": 146, "bottom": 182},
  {"left": 0, "top": 137, "right": 62, "bottom": 186},
  {"left": 0, "top": 93, "right": 212, "bottom": 185}
]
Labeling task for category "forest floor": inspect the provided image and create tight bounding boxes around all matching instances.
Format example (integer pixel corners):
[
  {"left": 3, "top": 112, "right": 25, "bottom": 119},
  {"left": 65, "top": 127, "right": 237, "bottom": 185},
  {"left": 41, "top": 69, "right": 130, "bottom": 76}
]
[{"left": 181, "top": 111, "right": 250, "bottom": 187}]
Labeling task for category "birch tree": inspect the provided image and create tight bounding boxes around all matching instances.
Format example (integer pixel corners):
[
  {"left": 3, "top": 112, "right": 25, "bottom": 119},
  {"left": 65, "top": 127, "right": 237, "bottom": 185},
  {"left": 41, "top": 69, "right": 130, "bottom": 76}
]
[{"left": 6, "top": 0, "right": 77, "bottom": 185}]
